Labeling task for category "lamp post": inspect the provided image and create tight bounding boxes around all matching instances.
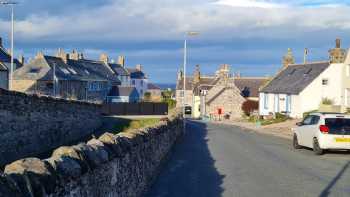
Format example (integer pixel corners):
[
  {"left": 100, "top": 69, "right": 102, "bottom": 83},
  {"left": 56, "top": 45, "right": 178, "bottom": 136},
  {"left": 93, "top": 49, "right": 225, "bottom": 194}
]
[
  {"left": 183, "top": 31, "right": 199, "bottom": 130},
  {"left": 0, "top": 1, "right": 18, "bottom": 90}
]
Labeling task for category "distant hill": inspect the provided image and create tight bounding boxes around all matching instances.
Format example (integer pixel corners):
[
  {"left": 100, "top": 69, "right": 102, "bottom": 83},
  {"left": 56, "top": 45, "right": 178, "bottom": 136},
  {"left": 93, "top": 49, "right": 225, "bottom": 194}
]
[{"left": 155, "top": 83, "right": 176, "bottom": 90}]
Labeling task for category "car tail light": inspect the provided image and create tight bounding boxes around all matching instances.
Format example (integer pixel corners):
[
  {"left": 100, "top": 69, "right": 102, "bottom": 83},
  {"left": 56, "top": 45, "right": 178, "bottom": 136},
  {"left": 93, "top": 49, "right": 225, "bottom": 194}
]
[{"left": 319, "top": 125, "right": 329, "bottom": 134}]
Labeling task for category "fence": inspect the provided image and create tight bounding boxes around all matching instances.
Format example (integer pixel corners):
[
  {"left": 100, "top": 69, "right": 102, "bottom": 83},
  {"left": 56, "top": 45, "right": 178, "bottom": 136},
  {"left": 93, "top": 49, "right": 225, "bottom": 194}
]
[{"left": 102, "top": 102, "right": 168, "bottom": 116}]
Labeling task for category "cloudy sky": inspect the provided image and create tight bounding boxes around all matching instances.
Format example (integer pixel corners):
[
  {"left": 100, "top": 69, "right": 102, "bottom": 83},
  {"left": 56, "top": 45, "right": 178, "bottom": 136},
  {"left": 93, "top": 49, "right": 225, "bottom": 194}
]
[{"left": 1, "top": 0, "right": 350, "bottom": 83}]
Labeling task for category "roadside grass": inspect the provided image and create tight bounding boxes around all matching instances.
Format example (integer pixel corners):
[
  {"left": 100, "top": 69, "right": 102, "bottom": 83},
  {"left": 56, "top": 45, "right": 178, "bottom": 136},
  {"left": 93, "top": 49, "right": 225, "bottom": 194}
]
[
  {"left": 112, "top": 118, "right": 160, "bottom": 134},
  {"left": 247, "top": 113, "right": 290, "bottom": 126}
]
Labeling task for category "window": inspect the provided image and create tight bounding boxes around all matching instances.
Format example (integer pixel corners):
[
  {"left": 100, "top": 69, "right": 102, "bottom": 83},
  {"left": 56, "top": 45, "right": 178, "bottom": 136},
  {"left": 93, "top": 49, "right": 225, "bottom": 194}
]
[
  {"left": 302, "top": 116, "right": 313, "bottom": 125},
  {"left": 132, "top": 80, "right": 136, "bottom": 85},
  {"left": 304, "top": 68, "right": 312, "bottom": 75},
  {"left": 88, "top": 82, "right": 102, "bottom": 91},
  {"left": 29, "top": 68, "right": 41, "bottom": 73},
  {"left": 302, "top": 115, "right": 320, "bottom": 125},
  {"left": 141, "top": 80, "right": 144, "bottom": 86},
  {"left": 264, "top": 93, "right": 269, "bottom": 109},
  {"left": 322, "top": 79, "right": 329, "bottom": 86}
]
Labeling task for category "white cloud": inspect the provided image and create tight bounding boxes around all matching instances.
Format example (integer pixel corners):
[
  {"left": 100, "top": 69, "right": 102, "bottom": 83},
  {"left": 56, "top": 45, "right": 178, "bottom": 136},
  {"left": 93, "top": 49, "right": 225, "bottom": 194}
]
[{"left": 214, "top": 0, "right": 286, "bottom": 8}]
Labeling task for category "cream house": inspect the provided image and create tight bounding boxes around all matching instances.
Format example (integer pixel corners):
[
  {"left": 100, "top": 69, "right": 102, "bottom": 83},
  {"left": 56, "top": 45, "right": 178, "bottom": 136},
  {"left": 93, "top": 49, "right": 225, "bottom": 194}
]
[{"left": 260, "top": 39, "right": 350, "bottom": 118}]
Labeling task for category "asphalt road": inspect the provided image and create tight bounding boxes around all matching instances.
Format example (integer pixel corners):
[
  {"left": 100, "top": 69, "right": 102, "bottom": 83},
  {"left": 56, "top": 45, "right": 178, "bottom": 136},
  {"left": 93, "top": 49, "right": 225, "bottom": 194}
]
[{"left": 146, "top": 121, "right": 350, "bottom": 197}]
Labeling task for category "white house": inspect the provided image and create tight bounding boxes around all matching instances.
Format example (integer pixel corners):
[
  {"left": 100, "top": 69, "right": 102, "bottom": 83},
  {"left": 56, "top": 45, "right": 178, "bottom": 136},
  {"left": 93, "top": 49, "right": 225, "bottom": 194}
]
[
  {"left": 128, "top": 64, "right": 148, "bottom": 98},
  {"left": 260, "top": 39, "right": 350, "bottom": 118}
]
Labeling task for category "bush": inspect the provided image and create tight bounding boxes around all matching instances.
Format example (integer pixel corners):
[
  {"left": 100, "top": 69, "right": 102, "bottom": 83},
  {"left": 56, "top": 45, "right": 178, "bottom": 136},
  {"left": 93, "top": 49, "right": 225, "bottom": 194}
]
[
  {"left": 241, "top": 100, "right": 259, "bottom": 116},
  {"left": 303, "top": 110, "right": 318, "bottom": 118},
  {"left": 275, "top": 112, "right": 287, "bottom": 120},
  {"left": 322, "top": 98, "right": 333, "bottom": 105}
]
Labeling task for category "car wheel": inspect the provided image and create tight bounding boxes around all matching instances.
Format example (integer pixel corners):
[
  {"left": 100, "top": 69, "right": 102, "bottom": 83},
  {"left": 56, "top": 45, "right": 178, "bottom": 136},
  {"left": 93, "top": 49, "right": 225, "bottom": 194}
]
[
  {"left": 293, "top": 134, "right": 302, "bottom": 149},
  {"left": 313, "top": 138, "right": 324, "bottom": 155}
]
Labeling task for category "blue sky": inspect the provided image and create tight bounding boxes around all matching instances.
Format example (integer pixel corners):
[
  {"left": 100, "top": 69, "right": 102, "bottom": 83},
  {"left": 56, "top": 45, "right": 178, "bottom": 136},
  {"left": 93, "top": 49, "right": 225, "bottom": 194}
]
[{"left": 1, "top": 0, "right": 350, "bottom": 83}]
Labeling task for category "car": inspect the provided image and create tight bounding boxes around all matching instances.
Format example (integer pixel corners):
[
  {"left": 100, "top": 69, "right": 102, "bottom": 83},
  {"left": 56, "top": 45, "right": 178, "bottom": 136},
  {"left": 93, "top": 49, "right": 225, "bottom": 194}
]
[{"left": 292, "top": 113, "right": 350, "bottom": 155}]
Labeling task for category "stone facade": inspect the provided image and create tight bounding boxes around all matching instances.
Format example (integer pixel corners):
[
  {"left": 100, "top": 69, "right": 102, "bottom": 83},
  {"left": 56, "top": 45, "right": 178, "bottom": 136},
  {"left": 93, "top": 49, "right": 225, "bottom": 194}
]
[
  {"left": 205, "top": 66, "right": 245, "bottom": 120},
  {"left": 0, "top": 112, "right": 183, "bottom": 197},
  {"left": 329, "top": 38, "right": 346, "bottom": 64},
  {"left": 0, "top": 89, "right": 102, "bottom": 166}
]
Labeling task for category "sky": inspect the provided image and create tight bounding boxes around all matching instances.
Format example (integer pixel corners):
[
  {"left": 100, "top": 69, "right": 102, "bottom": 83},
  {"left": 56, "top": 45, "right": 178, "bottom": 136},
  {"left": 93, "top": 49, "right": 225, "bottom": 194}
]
[{"left": 1, "top": 0, "right": 350, "bottom": 83}]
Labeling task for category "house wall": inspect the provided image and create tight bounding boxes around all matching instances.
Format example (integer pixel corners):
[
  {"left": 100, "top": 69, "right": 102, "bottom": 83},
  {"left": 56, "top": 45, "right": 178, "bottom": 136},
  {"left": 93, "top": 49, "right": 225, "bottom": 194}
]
[
  {"left": 299, "top": 63, "right": 343, "bottom": 116},
  {"left": 192, "top": 95, "right": 201, "bottom": 118},
  {"left": 131, "top": 78, "right": 148, "bottom": 98},
  {"left": 206, "top": 86, "right": 245, "bottom": 120},
  {"left": 13, "top": 80, "right": 109, "bottom": 103},
  {"left": 176, "top": 90, "right": 192, "bottom": 108},
  {"left": 108, "top": 96, "right": 130, "bottom": 103},
  {"left": 0, "top": 71, "right": 8, "bottom": 89}
]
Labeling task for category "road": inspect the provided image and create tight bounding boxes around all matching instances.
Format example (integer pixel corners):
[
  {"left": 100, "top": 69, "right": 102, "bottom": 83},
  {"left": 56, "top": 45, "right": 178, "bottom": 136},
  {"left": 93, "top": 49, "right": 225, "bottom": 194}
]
[{"left": 146, "top": 121, "right": 350, "bottom": 197}]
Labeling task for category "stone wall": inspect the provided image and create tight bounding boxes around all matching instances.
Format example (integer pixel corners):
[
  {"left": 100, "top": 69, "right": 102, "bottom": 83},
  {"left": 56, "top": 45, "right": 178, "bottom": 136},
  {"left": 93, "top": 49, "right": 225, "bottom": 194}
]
[
  {"left": 0, "top": 88, "right": 102, "bottom": 166},
  {"left": 0, "top": 113, "right": 183, "bottom": 197}
]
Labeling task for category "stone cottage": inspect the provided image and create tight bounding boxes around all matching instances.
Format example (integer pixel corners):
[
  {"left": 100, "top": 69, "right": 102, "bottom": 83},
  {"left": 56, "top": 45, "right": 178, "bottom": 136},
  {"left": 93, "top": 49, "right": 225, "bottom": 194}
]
[
  {"left": 13, "top": 49, "right": 120, "bottom": 103},
  {"left": 176, "top": 64, "right": 267, "bottom": 119}
]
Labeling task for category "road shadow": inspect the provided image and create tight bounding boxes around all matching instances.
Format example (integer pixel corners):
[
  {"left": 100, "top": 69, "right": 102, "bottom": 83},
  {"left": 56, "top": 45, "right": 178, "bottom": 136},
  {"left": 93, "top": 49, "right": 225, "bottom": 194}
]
[
  {"left": 145, "top": 120, "right": 225, "bottom": 197},
  {"left": 319, "top": 161, "right": 350, "bottom": 197}
]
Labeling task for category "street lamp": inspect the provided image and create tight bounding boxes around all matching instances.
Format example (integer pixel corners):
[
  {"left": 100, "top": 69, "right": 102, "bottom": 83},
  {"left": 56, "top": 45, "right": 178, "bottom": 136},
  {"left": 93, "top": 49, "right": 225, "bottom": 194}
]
[
  {"left": 0, "top": 1, "right": 18, "bottom": 90},
  {"left": 183, "top": 31, "right": 199, "bottom": 127}
]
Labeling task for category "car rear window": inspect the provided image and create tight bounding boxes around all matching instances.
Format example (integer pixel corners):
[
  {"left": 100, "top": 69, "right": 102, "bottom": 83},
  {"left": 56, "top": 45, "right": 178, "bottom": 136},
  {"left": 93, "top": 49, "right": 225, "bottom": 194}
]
[{"left": 325, "top": 118, "right": 350, "bottom": 135}]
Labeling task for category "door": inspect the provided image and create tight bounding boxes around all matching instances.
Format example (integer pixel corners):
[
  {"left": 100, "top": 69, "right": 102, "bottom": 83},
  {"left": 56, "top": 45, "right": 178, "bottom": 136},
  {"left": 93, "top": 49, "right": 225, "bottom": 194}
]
[
  {"left": 297, "top": 115, "right": 319, "bottom": 147},
  {"left": 286, "top": 94, "right": 291, "bottom": 114}
]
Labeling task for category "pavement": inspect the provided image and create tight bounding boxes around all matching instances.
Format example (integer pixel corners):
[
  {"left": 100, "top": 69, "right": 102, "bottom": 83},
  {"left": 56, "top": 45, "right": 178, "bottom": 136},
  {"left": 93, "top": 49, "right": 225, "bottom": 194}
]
[{"left": 146, "top": 120, "right": 350, "bottom": 197}]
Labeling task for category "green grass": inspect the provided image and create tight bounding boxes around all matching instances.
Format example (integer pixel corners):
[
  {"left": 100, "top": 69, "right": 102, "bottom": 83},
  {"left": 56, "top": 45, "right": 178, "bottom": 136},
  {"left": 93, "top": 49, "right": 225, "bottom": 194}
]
[
  {"left": 247, "top": 113, "right": 289, "bottom": 126},
  {"left": 112, "top": 118, "right": 160, "bottom": 134}
]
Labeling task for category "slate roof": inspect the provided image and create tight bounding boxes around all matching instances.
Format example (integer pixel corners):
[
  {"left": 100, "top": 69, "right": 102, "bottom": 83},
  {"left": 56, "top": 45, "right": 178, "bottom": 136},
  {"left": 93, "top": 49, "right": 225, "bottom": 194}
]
[
  {"left": 260, "top": 62, "right": 330, "bottom": 94},
  {"left": 148, "top": 83, "right": 161, "bottom": 90},
  {"left": 108, "top": 86, "right": 138, "bottom": 97},
  {"left": 127, "top": 68, "right": 146, "bottom": 79},
  {"left": 14, "top": 56, "right": 114, "bottom": 83},
  {"left": 108, "top": 63, "right": 129, "bottom": 76},
  {"left": 0, "top": 46, "right": 22, "bottom": 69},
  {"left": 235, "top": 78, "right": 268, "bottom": 98}
]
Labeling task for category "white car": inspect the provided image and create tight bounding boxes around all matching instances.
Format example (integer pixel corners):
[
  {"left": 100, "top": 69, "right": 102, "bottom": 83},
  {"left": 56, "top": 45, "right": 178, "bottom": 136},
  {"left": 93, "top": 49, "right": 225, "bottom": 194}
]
[{"left": 293, "top": 113, "right": 350, "bottom": 155}]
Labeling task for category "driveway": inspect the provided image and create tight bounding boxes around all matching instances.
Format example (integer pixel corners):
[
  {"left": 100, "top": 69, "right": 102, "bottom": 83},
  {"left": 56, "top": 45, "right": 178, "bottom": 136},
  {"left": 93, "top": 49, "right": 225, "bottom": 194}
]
[{"left": 146, "top": 121, "right": 350, "bottom": 197}]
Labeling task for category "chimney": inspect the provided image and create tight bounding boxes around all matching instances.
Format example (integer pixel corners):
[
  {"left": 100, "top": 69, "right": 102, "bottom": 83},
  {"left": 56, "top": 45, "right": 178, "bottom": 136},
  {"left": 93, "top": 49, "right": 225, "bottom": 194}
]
[
  {"left": 118, "top": 55, "right": 125, "bottom": 67},
  {"left": 56, "top": 48, "right": 68, "bottom": 63},
  {"left": 100, "top": 53, "right": 109, "bottom": 64},
  {"left": 282, "top": 48, "right": 295, "bottom": 68},
  {"left": 336, "top": 38, "right": 341, "bottom": 48},
  {"left": 69, "top": 49, "right": 79, "bottom": 60},
  {"left": 36, "top": 51, "right": 44, "bottom": 59},
  {"left": 193, "top": 65, "right": 201, "bottom": 84},
  {"left": 79, "top": 53, "right": 84, "bottom": 60},
  {"left": 136, "top": 64, "right": 142, "bottom": 71},
  {"left": 177, "top": 69, "right": 183, "bottom": 81},
  {"left": 18, "top": 54, "right": 25, "bottom": 65},
  {"left": 329, "top": 38, "right": 346, "bottom": 63}
]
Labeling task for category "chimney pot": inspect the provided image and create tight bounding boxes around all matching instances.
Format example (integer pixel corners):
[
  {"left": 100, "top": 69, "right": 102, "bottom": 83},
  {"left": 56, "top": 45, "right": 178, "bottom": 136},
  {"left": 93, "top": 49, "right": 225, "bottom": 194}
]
[
  {"left": 18, "top": 54, "right": 24, "bottom": 65},
  {"left": 118, "top": 55, "right": 125, "bottom": 67},
  {"left": 336, "top": 38, "right": 341, "bottom": 48},
  {"left": 100, "top": 53, "right": 109, "bottom": 64},
  {"left": 136, "top": 64, "right": 142, "bottom": 71}
]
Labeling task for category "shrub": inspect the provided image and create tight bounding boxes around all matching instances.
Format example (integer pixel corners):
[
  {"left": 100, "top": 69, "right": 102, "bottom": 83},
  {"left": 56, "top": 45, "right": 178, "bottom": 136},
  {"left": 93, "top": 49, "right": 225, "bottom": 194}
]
[
  {"left": 303, "top": 110, "right": 318, "bottom": 118},
  {"left": 275, "top": 112, "right": 287, "bottom": 120},
  {"left": 241, "top": 100, "right": 259, "bottom": 116},
  {"left": 322, "top": 98, "right": 333, "bottom": 105}
]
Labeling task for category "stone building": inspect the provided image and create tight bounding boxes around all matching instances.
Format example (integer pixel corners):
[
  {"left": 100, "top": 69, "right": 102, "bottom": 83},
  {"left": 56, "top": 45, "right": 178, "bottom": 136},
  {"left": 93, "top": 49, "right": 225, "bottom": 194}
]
[
  {"left": 176, "top": 64, "right": 268, "bottom": 119},
  {"left": 13, "top": 49, "right": 120, "bottom": 103},
  {"left": 0, "top": 37, "right": 23, "bottom": 90}
]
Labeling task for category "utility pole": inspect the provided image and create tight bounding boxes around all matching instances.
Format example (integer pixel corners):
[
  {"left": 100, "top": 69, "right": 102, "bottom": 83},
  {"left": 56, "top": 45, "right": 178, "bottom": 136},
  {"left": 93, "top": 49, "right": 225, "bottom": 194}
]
[
  {"left": 0, "top": 1, "right": 18, "bottom": 90},
  {"left": 183, "top": 31, "right": 199, "bottom": 132}
]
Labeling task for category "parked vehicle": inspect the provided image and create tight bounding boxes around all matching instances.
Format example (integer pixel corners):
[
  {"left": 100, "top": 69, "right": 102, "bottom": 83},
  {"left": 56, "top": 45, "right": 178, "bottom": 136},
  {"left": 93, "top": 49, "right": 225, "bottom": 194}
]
[{"left": 292, "top": 113, "right": 350, "bottom": 155}]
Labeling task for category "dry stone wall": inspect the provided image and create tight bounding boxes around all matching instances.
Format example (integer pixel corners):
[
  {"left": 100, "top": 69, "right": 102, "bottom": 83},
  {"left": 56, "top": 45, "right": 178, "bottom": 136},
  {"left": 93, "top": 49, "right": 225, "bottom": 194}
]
[
  {"left": 0, "top": 113, "right": 183, "bottom": 197},
  {"left": 0, "top": 89, "right": 102, "bottom": 166}
]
